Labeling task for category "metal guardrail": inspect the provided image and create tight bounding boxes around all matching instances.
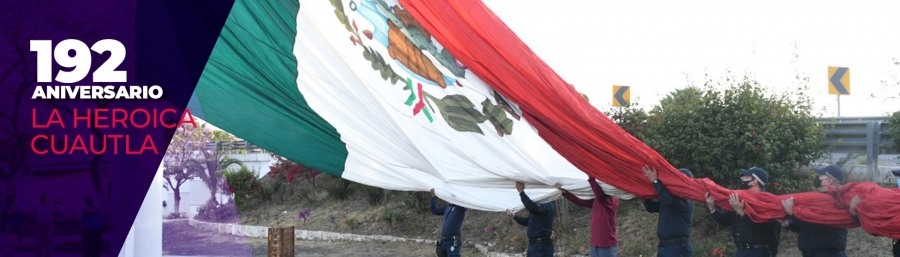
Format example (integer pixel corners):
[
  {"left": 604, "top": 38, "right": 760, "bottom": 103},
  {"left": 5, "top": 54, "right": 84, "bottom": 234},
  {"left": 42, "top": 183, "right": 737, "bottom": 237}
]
[
  {"left": 816, "top": 116, "right": 896, "bottom": 181},
  {"left": 816, "top": 116, "right": 890, "bottom": 123},
  {"left": 205, "top": 141, "right": 267, "bottom": 154},
  {"left": 816, "top": 117, "right": 894, "bottom": 155}
]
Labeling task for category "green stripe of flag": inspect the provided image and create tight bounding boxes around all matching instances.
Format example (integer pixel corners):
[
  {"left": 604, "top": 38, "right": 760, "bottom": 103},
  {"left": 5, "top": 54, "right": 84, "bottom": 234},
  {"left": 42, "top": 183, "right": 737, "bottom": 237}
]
[{"left": 195, "top": 0, "right": 348, "bottom": 175}]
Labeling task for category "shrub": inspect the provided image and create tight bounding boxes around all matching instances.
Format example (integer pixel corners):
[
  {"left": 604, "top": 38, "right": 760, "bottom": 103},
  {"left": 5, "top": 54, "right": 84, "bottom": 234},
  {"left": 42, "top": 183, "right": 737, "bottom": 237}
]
[
  {"left": 622, "top": 74, "right": 824, "bottom": 190},
  {"left": 606, "top": 102, "right": 650, "bottom": 140},
  {"left": 223, "top": 166, "right": 261, "bottom": 209},
  {"left": 406, "top": 191, "right": 430, "bottom": 213},
  {"left": 343, "top": 217, "right": 359, "bottom": 230},
  {"left": 195, "top": 199, "right": 240, "bottom": 223},
  {"left": 327, "top": 177, "right": 353, "bottom": 200},
  {"left": 164, "top": 212, "right": 184, "bottom": 220},
  {"left": 380, "top": 212, "right": 404, "bottom": 231},
  {"left": 267, "top": 153, "right": 322, "bottom": 188},
  {"left": 364, "top": 186, "right": 384, "bottom": 205}
]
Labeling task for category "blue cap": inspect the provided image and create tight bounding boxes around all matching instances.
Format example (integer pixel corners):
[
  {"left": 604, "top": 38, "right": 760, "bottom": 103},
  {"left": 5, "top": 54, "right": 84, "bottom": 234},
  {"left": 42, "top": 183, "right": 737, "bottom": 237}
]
[
  {"left": 678, "top": 168, "right": 694, "bottom": 178},
  {"left": 740, "top": 167, "right": 769, "bottom": 185},
  {"left": 814, "top": 165, "right": 845, "bottom": 184}
]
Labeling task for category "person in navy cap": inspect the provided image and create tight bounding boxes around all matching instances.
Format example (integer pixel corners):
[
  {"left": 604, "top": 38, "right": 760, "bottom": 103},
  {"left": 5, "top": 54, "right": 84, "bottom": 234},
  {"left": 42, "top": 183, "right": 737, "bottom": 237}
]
[
  {"left": 706, "top": 167, "right": 782, "bottom": 257},
  {"left": 643, "top": 167, "right": 695, "bottom": 257},
  {"left": 850, "top": 169, "right": 900, "bottom": 257},
  {"left": 893, "top": 169, "right": 900, "bottom": 257},
  {"left": 893, "top": 169, "right": 900, "bottom": 187},
  {"left": 780, "top": 164, "right": 849, "bottom": 257}
]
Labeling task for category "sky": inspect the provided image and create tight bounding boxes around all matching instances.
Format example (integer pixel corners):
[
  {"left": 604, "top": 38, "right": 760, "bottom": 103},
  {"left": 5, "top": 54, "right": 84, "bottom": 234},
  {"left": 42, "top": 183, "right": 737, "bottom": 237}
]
[
  {"left": 199, "top": 0, "right": 900, "bottom": 134},
  {"left": 481, "top": 0, "right": 900, "bottom": 117}
]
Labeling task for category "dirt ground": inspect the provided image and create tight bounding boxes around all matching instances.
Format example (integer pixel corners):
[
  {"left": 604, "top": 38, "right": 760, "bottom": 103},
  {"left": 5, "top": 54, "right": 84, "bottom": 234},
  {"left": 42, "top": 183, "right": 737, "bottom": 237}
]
[
  {"left": 162, "top": 220, "right": 479, "bottom": 256},
  {"left": 250, "top": 240, "right": 479, "bottom": 257},
  {"left": 221, "top": 176, "right": 897, "bottom": 257}
]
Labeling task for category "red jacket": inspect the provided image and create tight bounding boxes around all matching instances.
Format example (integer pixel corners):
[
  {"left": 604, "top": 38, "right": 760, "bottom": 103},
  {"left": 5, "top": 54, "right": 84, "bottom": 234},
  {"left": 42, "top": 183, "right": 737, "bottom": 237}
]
[{"left": 561, "top": 179, "right": 618, "bottom": 248}]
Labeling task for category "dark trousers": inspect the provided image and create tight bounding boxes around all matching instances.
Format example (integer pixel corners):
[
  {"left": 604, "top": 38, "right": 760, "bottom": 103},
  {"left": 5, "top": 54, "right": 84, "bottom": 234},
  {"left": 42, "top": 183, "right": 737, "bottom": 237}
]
[
  {"left": 658, "top": 241, "right": 692, "bottom": 257},
  {"left": 735, "top": 248, "right": 773, "bottom": 257},
  {"left": 893, "top": 239, "right": 899, "bottom": 257},
  {"left": 35, "top": 221, "right": 55, "bottom": 257},
  {"left": 800, "top": 251, "right": 846, "bottom": 257},
  {"left": 81, "top": 229, "right": 101, "bottom": 257},
  {"left": 527, "top": 242, "right": 554, "bottom": 257},
  {"left": 436, "top": 237, "right": 461, "bottom": 257}
]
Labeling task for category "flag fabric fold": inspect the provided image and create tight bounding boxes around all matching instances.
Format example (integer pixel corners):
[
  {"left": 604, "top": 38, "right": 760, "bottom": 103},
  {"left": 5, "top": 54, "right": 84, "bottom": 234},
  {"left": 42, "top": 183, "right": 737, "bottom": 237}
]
[
  {"left": 398, "top": 0, "right": 900, "bottom": 238},
  {"left": 194, "top": 0, "right": 633, "bottom": 212},
  {"left": 193, "top": 0, "right": 899, "bottom": 238}
]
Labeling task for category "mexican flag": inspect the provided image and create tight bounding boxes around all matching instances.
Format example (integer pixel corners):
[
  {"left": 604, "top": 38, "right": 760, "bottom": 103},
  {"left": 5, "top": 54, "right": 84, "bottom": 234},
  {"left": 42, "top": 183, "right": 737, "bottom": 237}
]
[{"left": 190, "top": 0, "right": 632, "bottom": 211}]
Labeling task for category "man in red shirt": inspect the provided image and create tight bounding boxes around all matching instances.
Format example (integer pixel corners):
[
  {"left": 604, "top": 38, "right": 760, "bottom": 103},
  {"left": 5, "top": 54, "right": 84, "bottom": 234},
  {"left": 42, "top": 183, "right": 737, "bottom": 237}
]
[{"left": 556, "top": 177, "right": 619, "bottom": 257}]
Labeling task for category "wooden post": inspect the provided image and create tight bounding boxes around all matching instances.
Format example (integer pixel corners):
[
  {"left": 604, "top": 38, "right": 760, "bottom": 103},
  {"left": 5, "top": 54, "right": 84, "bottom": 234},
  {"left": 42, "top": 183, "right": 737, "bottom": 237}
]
[
  {"left": 267, "top": 227, "right": 280, "bottom": 257},
  {"left": 268, "top": 226, "right": 295, "bottom": 257},
  {"left": 284, "top": 226, "right": 295, "bottom": 257}
]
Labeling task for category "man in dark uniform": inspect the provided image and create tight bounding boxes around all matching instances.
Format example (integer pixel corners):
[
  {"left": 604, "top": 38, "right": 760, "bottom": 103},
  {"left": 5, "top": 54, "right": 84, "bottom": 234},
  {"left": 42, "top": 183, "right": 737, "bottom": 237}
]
[
  {"left": 780, "top": 165, "right": 848, "bottom": 257},
  {"left": 894, "top": 169, "right": 900, "bottom": 257},
  {"left": 643, "top": 166, "right": 695, "bottom": 257},
  {"left": 706, "top": 167, "right": 781, "bottom": 257},
  {"left": 849, "top": 170, "right": 900, "bottom": 257},
  {"left": 507, "top": 181, "right": 556, "bottom": 257},
  {"left": 430, "top": 188, "right": 467, "bottom": 257},
  {"left": 1, "top": 194, "right": 22, "bottom": 257},
  {"left": 851, "top": 169, "right": 900, "bottom": 257}
]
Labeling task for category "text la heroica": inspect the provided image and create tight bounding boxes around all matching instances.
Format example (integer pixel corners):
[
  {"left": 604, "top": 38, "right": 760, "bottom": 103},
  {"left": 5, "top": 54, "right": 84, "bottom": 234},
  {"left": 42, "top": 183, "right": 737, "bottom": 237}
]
[{"left": 32, "top": 85, "right": 163, "bottom": 99}]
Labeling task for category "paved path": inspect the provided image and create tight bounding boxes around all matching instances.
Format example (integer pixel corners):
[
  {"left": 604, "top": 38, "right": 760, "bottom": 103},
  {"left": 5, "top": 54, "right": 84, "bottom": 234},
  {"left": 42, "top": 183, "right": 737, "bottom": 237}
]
[{"left": 163, "top": 220, "right": 480, "bottom": 257}]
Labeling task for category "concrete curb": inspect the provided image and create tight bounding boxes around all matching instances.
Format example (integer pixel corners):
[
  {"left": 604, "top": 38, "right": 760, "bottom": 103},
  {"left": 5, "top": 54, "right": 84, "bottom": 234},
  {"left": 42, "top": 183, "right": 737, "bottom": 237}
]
[
  {"left": 162, "top": 218, "right": 189, "bottom": 223},
  {"left": 187, "top": 219, "right": 526, "bottom": 256}
]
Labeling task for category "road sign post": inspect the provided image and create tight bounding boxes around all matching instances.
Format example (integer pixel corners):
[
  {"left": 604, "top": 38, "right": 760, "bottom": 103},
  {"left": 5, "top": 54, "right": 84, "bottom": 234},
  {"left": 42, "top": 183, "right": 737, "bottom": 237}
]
[{"left": 828, "top": 66, "right": 850, "bottom": 117}]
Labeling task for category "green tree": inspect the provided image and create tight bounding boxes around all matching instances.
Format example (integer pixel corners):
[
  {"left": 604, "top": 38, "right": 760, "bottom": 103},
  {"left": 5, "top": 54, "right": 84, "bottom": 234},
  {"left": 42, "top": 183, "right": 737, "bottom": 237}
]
[
  {"left": 883, "top": 58, "right": 900, "bottom": 153},
  {"left": 643, "top": 75, "right": 825, "bottom": 190},
  {"left": 168, "top": 123, "right": 244, "bottom": 206},
  {"left": 212, "top": 130, "right": 237, "bottom": 142},
  {"left": 163, "top": 123, "right": 215, "bottom": 214},
  {"left": 889, "top": 111, "right": 900, "bottom": 153},
  {"left": 196, "top": 153, "right": 243, "bottom": 205},
  {"left": 606, "top": 102, "right": 650, "bottom": 140}
]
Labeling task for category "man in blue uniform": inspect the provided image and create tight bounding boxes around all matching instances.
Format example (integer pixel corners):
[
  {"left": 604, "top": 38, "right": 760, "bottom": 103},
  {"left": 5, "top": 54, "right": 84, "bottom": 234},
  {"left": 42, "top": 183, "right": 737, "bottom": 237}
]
[
  {"left": 507, "top": 181, "right": 556, "bottom": 257},
  {"left": 1, "top": 194, "right": 22, "bottom": 257},
  {"left": 82, "top": 195, "right": 104, "bottom": 257},
  {"left": 430, "top": 188, "right": 467, "bottom": 257},
  {"left": 644, "top": 167, "right": 694, "bottom": 257},
  {"left": 891, "top": 170, "right": 900, "bottom": 257},
  {"left": 781, "top": 165, "right": 848, "bottom": 257},
  {"left": 850, "top": 169, "right": 900, "bottom": 257},
  {"left": 706, "top": 167, "right": 781, "bottom": 257},
  {"left": 894, "top": 169, "right": 900, "bottom": 257}
]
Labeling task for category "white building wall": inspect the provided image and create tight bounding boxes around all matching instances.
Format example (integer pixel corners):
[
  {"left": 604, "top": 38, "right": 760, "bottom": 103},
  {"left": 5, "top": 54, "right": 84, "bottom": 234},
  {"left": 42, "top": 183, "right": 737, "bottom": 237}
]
[
  {"left": 162, "top": 179, "right": 211, "bottom": 218},
  {"left": 225, "top": 152, "right": 276, "bottom": 178},
  {"left": 160, "top": 152, "right": 274, "bottom": 218}
]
